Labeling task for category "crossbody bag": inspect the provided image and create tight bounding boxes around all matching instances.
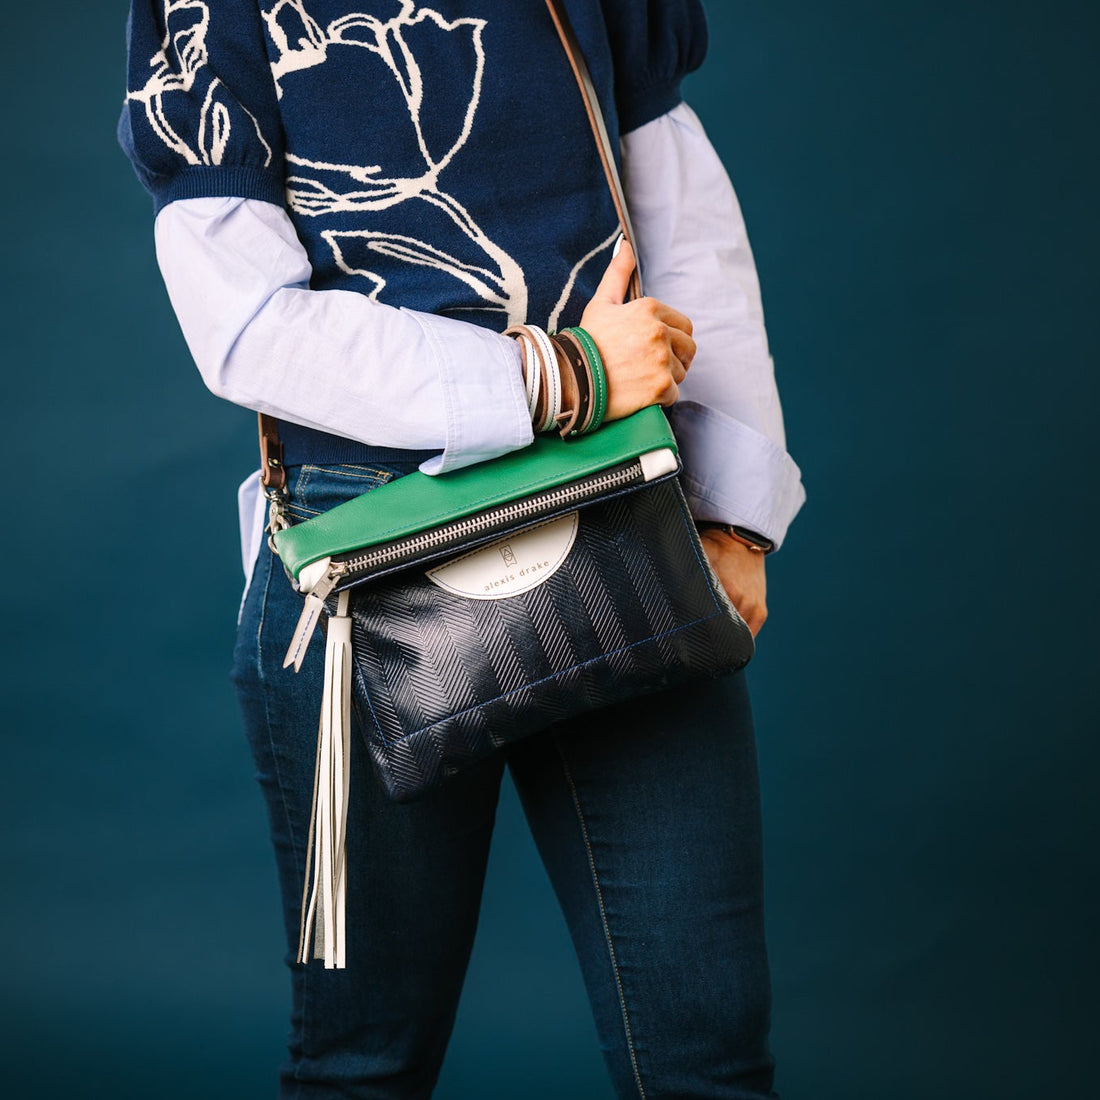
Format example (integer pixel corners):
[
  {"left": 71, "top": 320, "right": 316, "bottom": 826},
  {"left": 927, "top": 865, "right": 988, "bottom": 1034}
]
[{"left": 259, "top": 0, "right": 756, "bottom": 969}]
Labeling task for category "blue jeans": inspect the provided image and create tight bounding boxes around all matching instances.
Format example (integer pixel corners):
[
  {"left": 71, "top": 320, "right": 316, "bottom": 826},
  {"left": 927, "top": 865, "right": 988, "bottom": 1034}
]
[{"left": 230, "top": 459, "right": 779, "bottom": 1099}]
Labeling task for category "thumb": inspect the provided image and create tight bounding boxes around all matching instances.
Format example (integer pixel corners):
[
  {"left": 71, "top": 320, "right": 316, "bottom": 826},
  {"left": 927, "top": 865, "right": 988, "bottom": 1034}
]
[{"left": 591, "top": 237, "right": 636, "bottom": 306}]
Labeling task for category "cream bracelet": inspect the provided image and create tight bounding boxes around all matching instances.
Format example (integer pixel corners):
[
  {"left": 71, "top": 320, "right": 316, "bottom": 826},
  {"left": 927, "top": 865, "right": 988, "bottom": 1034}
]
[
  {"left": 504, "top": 325, "right": 544, "bottom": 428},
  {"left": 505, "top": 323, "right": 572, "bottom": 434},
  {"left": 520, "top": 330, "right": 541, "bottom": 423},
  {"left": 525, "top": 324, "right": 563, "bottom": 432}
]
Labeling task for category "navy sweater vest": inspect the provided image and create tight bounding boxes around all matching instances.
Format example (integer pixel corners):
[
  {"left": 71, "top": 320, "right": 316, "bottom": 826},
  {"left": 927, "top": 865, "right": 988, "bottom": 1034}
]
[{"left": 120, "top": 1, "right": 707, "bottom": 459}]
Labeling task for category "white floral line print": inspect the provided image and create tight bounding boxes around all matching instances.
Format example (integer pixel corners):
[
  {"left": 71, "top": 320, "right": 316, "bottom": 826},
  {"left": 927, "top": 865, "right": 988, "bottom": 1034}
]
[
  {"left": 263, "top": 0, "right": 530, "bottom": 321},
  {"left": 548, "top": 227, "right": 622, "bottom": 331},
  {"left": 127, "top": 0, "right": 273, "bottom": 169},
  {"left": 131, "top": 0, "right": 616, "bottom": 325},
  {"left": 322, "top": 230, "right": 518, "bottom": 305}
]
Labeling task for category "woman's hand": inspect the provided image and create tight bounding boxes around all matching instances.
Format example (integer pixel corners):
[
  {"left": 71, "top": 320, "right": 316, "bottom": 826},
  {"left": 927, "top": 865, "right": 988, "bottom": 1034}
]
[
  {"left": 698, "top": 529, "right": 769, "bottom": 637},
  {"left": 579, "top": 241, "right": 696, "bottom": 420}
]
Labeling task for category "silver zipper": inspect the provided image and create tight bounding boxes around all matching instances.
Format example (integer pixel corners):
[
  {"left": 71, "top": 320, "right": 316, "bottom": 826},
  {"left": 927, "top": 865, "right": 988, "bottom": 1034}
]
[
  {"left": 284, "top": 458, "right": 646, "bottom": 672},
  {"left": 332, "top": 459, "right": 643, "bottom": 580}
]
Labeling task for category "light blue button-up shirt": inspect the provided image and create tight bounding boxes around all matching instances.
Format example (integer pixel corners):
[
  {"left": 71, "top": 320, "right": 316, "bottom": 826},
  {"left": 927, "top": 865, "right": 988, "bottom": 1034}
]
[{"left": 153, "top": 103, "right": 805, "bottom": 596}]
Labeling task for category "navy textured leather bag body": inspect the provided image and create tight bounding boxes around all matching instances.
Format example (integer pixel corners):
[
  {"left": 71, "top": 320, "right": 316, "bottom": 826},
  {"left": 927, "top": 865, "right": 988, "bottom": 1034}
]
[{"left": 341, "top": 465, "right": 753, "bottom": 804}]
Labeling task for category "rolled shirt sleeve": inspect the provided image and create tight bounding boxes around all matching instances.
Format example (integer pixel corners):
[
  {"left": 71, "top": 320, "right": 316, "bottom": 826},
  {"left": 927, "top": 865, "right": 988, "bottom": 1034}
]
[
  {"left": 153, "top": 196, "right": 533, "bottom": 471},
  {"left": 622, "top": 101, "right": 806, "bottom": 549}
]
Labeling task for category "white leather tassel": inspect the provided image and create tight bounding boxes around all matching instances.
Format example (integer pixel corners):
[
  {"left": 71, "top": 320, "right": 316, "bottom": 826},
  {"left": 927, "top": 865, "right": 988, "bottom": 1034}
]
[{"left": 298, "top": 590, "right": 353, "bottom": 969}]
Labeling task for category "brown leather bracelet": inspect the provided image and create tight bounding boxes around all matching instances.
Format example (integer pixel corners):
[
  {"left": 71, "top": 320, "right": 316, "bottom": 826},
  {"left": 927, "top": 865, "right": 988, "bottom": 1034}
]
[{"left": 549, "top": 330, "right": 592, "bottom": 438}]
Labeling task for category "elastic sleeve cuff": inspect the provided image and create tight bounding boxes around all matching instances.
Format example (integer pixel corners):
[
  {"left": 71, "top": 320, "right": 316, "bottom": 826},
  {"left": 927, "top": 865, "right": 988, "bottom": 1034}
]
[
  {"left": 617, "top": 79, "right": 684, "bottom": 135},
  {"left": 151, "top": 166, "right": 287, "bottom": 215},
  {"left": 404, "top": 310, "right": 534, "bottom": 475},
  {"left": 667, "top": 401, "right": 807, "bottom": 551}
]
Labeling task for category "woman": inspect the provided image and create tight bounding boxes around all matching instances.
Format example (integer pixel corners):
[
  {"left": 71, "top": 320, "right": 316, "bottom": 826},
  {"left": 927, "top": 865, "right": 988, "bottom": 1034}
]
[{"left": 120, "top": 1, "right": 804, "bottom": 1095}]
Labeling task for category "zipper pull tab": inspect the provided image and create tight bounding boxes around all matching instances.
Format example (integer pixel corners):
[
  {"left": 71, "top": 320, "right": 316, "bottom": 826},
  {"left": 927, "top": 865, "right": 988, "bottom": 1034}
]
[{"left": 283, "top": 561, "right": 343, "bottom": 672}]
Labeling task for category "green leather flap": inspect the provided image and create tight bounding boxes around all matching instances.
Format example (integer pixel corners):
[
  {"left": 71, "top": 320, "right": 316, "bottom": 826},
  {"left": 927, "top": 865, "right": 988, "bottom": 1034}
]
[{"left": 274, "top": 406, "right": 678, "bottom": 579}]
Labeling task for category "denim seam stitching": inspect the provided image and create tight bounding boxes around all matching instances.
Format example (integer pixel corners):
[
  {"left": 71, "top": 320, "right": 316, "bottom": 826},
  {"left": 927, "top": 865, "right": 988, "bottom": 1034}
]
[
  {"left": 256, "top": 544, "right": 310, "bottom": 1067},
  {"left": 307, "top": 464, "right": 390, "bottom": 481},
  {"left": 257, "top": 542, "right": 313, "bottom": 1078},
  {"left": 256, "top": 550, "right": 304, "bottom": 878},
  {"left": 298, "top": 464, "right": 315, "bottom": 499},
  {"left": 554, "top": 738, "right": 648, "bottom": 1099}
]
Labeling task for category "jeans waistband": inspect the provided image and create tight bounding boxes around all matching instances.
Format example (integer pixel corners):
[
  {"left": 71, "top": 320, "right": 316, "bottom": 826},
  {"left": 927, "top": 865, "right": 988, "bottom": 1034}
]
[{"left": 277, "top": 420, "right": 442, "bottom": 470}]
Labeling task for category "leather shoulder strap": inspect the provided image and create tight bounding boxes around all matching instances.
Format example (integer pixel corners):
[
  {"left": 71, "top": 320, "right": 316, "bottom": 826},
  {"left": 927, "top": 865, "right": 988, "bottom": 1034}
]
[{"left": 544, "top": 0, "right": 643, "bottom": 300}]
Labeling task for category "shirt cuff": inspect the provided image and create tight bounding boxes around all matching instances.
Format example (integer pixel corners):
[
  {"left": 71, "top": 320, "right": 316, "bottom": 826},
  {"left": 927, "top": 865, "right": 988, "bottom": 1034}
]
[
  {"left": 667, "top": 401, "right": 806, "bottom": 551},
  {"left": 403, "top": 309, "right": 534, "bottom": 475}
]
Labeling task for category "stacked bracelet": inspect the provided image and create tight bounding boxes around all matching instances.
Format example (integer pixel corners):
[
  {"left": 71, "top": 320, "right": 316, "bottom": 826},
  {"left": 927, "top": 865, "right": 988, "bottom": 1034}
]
[
  {"left": 505, "top": 324, "right": 557, "bottom": 432},
  {"left": 527, "top": 325, "right": 562, "bottom": 432},
  {"left": 519, "top": 327, "right": 541, "bottom": 422},
  {"left": 549, "top": 326, "right": 607, "bottom": 438},
  {"left": 560, "top": 326, "right": 607, "bottom": 435},
  {"left": 548, "top": 330, "right": 588, "bottom": 438},
  {"left": 505, "top": 323, "right": 608, "bottom": 439}
]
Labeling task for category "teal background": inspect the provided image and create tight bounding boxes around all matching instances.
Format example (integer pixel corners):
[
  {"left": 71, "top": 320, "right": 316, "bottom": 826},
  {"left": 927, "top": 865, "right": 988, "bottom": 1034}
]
[{"left": 2, "top": 2, "right": 1097, "bottom": 1097}]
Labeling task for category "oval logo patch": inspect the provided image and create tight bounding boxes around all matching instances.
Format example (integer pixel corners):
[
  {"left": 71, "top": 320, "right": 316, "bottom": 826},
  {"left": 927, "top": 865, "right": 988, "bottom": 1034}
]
[{"left": 425, "top": 512, "right": 579, "bottom": 600}]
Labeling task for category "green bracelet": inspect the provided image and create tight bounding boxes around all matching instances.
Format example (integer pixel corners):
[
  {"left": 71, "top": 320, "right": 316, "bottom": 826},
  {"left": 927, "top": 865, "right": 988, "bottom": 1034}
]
[{"left": 562, "top": 325, "right": 607, "bottom": 434}]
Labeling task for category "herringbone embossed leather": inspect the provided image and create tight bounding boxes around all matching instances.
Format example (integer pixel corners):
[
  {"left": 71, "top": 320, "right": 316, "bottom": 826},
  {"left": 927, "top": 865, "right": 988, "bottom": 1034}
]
[{"left": 344, "top": 479, "right": 754, "bottom": 801}]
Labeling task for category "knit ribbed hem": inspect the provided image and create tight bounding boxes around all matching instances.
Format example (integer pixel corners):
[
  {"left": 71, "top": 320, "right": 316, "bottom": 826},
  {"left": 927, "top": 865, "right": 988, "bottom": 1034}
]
[
  {"left": 152, "top": 166, "right": 287, "bottom": 215},
  {"left": 277, "top": 420, "right": 441, "bottom": 470},
  {"left": 617, "top": 79, "right": 684, "bottom": 136}
]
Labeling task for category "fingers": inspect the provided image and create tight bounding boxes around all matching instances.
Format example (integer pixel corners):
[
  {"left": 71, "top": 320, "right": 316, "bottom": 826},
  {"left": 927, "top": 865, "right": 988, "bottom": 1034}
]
[
  {"left": 653, "top": 300, "right": 693, "bottom": 336},
  {"left": 732, "top": 593, "right": 767, "bottom": 637},
  {"left": 668, "top": 328, "right": 696, "bottom": 374},
  {"left": 590, "top": 239, "right": 637, "bottom": 307},
  {"left": 581, "top": 258, "right": 698, "bottom": 417},
  {"left": 639, "top": 297, "right": 694, "bottom": 383},
  {"left": 698, "top": 531, "right": 769, "bottom": 637},
  {"left": 657, "top": 379, "right": 680, "bottom": 407}
]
